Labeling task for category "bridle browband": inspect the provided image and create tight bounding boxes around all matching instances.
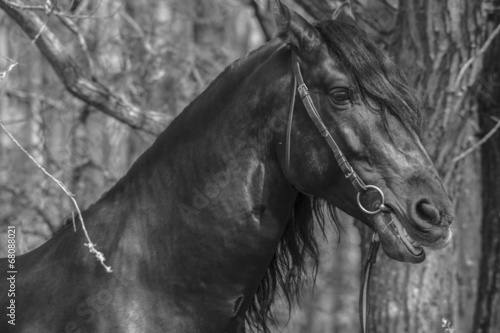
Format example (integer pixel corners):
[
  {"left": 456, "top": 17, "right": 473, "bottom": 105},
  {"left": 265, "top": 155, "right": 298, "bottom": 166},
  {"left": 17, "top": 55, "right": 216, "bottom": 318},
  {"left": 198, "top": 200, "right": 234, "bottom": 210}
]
[{"left": 285, "top": 52, "right": 387, "bottom": 333}]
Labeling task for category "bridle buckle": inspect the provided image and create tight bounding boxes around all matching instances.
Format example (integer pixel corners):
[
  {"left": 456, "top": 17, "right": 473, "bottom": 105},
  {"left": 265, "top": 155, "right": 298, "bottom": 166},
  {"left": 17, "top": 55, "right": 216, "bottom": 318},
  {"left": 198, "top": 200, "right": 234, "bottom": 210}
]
[{"left": 297, "top": 84, "right": 308, "bottom": 98}]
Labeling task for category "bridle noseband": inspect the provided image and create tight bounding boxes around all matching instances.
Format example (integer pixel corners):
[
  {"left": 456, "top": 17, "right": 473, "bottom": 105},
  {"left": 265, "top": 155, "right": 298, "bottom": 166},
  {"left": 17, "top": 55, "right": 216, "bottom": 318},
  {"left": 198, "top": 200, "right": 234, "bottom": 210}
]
[{"left": 285, "top": 52, "right": 388, "bottom": 333}]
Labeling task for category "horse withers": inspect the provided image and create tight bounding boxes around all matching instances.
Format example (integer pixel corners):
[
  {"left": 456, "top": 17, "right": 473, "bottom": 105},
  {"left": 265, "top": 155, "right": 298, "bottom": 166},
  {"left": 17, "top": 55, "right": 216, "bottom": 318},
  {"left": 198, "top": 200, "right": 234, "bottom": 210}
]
[{"left": 0, "top": 1, "right": 453, "bottom": 332}]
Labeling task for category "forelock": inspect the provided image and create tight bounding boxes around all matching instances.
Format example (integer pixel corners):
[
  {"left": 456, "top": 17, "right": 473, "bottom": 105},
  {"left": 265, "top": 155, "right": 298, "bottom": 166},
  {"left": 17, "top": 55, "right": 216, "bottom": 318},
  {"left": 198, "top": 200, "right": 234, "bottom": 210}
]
[{"left": 315, "top": 20, "right": 425, "bottom": 136}]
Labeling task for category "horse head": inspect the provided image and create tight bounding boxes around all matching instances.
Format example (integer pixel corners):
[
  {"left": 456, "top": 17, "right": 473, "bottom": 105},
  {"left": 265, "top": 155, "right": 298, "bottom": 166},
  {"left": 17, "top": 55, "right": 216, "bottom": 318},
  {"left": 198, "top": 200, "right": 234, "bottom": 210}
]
[{"left": 271, "top": 0, "right": 453, "bottom": 263}]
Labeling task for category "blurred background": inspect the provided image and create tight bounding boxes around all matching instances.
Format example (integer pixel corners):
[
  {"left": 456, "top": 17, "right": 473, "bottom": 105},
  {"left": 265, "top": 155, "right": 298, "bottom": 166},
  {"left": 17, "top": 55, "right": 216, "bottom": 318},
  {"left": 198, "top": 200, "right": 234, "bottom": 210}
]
[{"left": 0, "top": 0, "right": 499, "bottom": 332}]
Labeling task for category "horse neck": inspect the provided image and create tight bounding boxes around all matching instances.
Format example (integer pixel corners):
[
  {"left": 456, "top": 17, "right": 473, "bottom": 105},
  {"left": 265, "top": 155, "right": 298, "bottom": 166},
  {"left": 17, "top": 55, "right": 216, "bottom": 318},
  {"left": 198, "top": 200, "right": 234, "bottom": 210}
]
[{"left": 79, "top": 44, "right": 298, "bottom": 278}]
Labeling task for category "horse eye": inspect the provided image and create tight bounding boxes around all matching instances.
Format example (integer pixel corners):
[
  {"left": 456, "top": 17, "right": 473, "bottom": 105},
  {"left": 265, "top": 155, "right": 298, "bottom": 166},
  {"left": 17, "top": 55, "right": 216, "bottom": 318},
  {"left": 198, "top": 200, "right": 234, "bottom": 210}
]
[{"left": 330, "top": 88, "right": 351, "bottom": 104}]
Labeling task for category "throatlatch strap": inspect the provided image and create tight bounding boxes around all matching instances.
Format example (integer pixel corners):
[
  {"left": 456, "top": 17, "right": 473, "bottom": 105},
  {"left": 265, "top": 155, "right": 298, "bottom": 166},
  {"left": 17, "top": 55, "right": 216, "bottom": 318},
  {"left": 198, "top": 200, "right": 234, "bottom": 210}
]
[{"left": 290, "top": 53, "right": 367, "bottom": 193}]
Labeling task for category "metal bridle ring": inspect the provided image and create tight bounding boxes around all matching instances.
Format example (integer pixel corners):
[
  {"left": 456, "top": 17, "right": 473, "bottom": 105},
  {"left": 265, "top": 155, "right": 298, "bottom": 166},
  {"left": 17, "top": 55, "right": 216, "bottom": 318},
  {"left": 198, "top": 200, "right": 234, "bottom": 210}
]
[{"left": 356, "top": 185, "right": 385, "bottom": 215}]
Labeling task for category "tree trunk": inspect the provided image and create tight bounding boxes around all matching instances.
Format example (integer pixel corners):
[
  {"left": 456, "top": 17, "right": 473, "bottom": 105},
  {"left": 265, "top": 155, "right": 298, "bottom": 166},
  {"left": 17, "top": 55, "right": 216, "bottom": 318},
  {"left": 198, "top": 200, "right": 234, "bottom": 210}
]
[
  {"left": 279, "top": 0, "right": 489, "bottom": 332},
  {"left": 358, "top": 1, "right": 489, "bottom": 332},
  {"left": 1, "top": 0, "right": 497, "bottom": 331},
  {"left": 472, "top": 7, "right": 500, "bottom": 332}
]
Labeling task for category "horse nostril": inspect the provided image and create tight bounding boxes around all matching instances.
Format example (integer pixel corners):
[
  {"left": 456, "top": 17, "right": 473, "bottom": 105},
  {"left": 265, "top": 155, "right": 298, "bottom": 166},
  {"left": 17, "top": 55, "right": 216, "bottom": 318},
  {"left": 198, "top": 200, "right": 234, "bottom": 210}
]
[{"left": 415, "top": 199, "right": 440, "bottom": 225}]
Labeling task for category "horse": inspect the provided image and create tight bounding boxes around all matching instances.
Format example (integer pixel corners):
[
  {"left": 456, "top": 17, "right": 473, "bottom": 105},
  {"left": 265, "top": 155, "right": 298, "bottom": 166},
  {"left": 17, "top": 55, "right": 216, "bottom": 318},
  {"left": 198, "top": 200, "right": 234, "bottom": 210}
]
[{"left": 0, "top": 1, "right": 454, "bottom": 332}]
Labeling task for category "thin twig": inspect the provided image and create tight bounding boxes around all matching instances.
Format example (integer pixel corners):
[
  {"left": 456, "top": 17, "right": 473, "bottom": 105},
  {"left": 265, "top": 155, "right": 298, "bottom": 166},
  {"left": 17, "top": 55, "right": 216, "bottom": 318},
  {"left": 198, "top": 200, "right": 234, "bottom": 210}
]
[
  {"left": 1, "top": 184, "right": 59, "bottom": 234},
  {"left": 0, "top": 56, "right": 18, "bottom": 79},
  {"left": 455, "top": 22, "right": 500, "bottom": 90},
  {"left": 452, "top": 117, "right": 500, "bottom": 163},
  {"left": 248, "top": 0, "right": 273, "bottom": 41},
  {"left": 0, "top": 117, "right": 28, "bottom": 125},
  {"left": 5, "top": 89, "right": 67, "bottom": 111},
  {"left": 4, "top": 0, "right": 45, "bottom": 12},
  {"left": 9, "top": 5, "right": 50, "bottom": 45},
  {"left": 54, "top": 0, "right": 121, "bottom": 21},
  {"left": 31, "top": 11, "right": 51, "bottom": 44},
  {"left": 120, "top": 10, "right": 156, "bottom": 55},
  {"left": 0, "top": 120, "right": 112, "bottom": 273},
  {"left": 71, "top": 211, "right": 76, "bottom": 232},
  {"left": 57, "top": 14, "right": 94, "bottom": 72},
  {"left": 5, "top": 0, "right": 119, "bottom": 20},
  {"left": 0, "top": 0, "right": 170, "bottom": 136}
]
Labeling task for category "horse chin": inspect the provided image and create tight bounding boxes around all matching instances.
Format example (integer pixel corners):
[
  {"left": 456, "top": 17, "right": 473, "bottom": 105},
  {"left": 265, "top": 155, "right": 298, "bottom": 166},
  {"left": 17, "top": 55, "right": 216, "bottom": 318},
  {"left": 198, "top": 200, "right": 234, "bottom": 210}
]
[{"left": 371, "top": 212, "right": 426, "bottom": 264}]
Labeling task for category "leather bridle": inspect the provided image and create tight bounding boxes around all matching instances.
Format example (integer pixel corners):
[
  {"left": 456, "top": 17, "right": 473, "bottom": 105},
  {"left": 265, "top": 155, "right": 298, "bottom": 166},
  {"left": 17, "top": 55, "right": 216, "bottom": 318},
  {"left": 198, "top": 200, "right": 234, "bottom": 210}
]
[
  {"left": 285, "top": 52, "right": 387, "bottom": 215},
  {"left": 285, "top": 52, "right": 387, "bottom": 333}
]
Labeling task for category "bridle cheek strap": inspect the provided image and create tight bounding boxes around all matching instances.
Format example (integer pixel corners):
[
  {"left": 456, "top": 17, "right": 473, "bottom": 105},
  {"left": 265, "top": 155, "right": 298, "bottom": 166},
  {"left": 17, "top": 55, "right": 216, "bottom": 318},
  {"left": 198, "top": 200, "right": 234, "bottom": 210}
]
[
  {"left": 286, "top": 52, "right": 385, "bottom": 333},
  {"left": 290, "top": 53, "right": 367, "bottom": 194},
  {"left": 287, "top": 53, "right": 386, "bottom": 215}
]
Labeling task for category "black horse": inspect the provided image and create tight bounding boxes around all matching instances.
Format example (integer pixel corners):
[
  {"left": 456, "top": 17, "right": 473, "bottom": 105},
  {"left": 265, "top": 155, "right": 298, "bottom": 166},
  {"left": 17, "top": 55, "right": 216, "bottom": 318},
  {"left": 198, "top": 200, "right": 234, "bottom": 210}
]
[{"left": 0, "top": 1, "right": 453, "bottom": 332}]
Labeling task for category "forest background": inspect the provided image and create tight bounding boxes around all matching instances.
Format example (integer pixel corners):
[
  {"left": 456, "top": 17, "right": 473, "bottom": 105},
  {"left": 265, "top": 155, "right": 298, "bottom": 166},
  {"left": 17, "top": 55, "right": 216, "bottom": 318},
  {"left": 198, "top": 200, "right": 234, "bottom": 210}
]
[{"left": 0, "top": 0, "right": 499, "bottom": 332}]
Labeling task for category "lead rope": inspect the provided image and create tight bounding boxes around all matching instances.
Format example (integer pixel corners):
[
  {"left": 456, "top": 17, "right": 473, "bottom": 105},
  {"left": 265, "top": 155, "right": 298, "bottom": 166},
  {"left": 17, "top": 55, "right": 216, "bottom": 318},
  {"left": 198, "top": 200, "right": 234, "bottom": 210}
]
[{"left": 360, "top": 233, "right": 380, "bottom": 333}]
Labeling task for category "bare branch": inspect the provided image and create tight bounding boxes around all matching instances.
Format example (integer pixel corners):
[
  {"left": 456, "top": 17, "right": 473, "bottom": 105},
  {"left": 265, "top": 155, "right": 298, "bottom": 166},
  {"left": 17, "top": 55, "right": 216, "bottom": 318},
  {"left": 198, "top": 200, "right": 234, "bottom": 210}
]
[
  {"left": 5, "top": 0, "right": 118, "bottom": 20},
  {"left": 56, "top": 13, "right": 94, "bottom": 72},
  {"left": 120, "top": 10, "right": 156, "bottom": 55},
  {"left": 1, "top": 185, "right": 59, "bottom": 234},
  {"left": 293, "top": 0, "right": 334, "bottom": 21},
  {"left": 248, "top": 0, "right": 274, "bottom": 41},
  {"left": 5, "top": 89, "right": 67, "bottom": 111},
  {"left": 452, "top": 117, "right": 500, "bottom": 163},
  {"left": 4, "top": 0, "right": 46, "bottom": 12},
  {"left": 0, "top": 120, "right": 112, "bottom": 272},
  {"left": 455, "top": 22, "right": 500, "bottom": 90},
  {"left": 0, "top": 0, "right": 171, "bottom": 136},
  {"left": 0, "top": 55, "right": 18, "bottom": 78}
]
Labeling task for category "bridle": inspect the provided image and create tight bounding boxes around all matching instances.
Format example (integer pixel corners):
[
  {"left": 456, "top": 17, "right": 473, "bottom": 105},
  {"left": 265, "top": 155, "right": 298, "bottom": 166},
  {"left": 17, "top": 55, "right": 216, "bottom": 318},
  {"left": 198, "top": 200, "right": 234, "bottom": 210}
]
[
  {"left": 285, "top": 53, "right": 387, "bottom": 216},
  {"left": 285, "top": 52, "right": 387, "bottom": 333},
  {"left": 286, "top": 51, "right": 383, "bottom": 333}
]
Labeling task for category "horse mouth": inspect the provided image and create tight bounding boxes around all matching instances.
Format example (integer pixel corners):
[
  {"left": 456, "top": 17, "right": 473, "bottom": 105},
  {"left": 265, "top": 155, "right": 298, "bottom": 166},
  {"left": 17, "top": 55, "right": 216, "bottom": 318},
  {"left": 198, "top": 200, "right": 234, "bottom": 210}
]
[
  {"left": 371, "top": 211, "right": 426, "bottom": 263},
  {"left": 387, "top": 215, "right": 424, "bottom": 256}
]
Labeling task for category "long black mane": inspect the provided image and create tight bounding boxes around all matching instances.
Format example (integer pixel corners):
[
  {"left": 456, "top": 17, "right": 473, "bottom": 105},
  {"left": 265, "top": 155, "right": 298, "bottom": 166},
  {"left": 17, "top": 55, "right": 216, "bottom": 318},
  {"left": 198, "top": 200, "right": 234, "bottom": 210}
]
[
  {"left": 316, "top": 19, "right": 426, "bottom": 136},
  {"left": 246, "top": 19, "right": 426, "bottom": 333}
]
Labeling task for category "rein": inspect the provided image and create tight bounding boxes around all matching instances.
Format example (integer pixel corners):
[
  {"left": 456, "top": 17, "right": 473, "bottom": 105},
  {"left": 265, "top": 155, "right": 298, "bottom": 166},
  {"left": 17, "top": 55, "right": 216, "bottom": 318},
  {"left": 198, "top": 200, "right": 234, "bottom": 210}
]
[
  {"left": 286, "top": 52, "right": 384, "bottom": 333},
  {"left": 360, "top": 233, "right": 380, "bottom": 333}
]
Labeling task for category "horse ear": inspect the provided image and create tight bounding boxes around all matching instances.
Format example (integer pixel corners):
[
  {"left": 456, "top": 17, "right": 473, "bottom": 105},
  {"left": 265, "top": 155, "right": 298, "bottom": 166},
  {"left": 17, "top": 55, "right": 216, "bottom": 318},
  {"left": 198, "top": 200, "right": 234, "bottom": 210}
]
[
  {"left": 271, "top": 0, "right": 320, "bottom": 53},
  {"left": 332, "top": 1, "right": 356, "bottom": 23}
]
